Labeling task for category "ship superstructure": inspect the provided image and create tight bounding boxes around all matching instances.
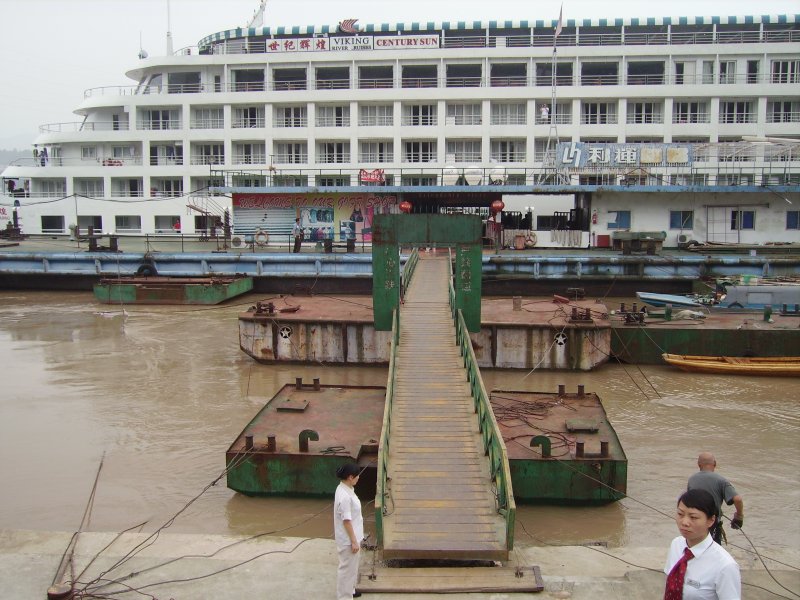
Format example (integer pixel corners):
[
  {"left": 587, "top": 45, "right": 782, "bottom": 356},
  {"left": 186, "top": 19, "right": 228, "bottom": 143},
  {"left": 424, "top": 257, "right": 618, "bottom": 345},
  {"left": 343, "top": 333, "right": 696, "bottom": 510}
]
[{"left": 1, "top": 13, "right": 798, "bottom": 242}]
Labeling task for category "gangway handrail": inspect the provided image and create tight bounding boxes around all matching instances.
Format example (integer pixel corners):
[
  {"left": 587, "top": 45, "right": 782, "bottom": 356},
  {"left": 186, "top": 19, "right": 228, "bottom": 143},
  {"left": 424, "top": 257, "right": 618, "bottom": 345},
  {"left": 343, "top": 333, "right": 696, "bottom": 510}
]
[
  {"left": 375, "top": 307, "right": 399, "bottom": 546},
  {"left": 400, "top": 247, "right": 419, "bottom": 302},
  {"left": 448, "top": 261, "right": 516, "bottom": 551}
]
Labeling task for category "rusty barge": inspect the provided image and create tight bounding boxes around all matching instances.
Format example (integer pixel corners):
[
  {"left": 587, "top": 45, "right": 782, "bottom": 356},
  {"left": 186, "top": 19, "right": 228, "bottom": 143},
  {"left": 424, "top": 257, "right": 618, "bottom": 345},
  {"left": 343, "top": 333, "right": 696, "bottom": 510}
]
[{"left": 225, "top": 380, "right": 627, "bottom": 505}]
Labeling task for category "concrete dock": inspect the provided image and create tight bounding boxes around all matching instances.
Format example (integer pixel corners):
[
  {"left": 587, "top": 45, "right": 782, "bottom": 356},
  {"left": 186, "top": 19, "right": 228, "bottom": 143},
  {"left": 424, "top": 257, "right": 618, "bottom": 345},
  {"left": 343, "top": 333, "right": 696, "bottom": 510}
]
[{"left": 3, "top": 529, "right": 798, "bottom": 599}]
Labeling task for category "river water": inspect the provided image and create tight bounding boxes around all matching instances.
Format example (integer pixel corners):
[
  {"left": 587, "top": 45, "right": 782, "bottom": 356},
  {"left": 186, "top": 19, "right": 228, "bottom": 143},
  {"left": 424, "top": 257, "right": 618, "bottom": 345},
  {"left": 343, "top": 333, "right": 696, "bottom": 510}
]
[{"left": 0, "top": 291, "right": 798, "bottom": 555}]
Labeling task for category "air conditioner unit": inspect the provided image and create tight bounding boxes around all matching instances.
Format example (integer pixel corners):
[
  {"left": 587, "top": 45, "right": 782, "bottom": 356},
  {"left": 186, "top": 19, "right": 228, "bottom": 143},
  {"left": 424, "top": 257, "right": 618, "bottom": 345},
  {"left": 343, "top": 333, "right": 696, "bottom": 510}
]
[
  {"left": 231, "top": 235, "right": 247, "bottom": 249},
  {"left": 677, "top": 234, "right": 690, "bottom": 244}
]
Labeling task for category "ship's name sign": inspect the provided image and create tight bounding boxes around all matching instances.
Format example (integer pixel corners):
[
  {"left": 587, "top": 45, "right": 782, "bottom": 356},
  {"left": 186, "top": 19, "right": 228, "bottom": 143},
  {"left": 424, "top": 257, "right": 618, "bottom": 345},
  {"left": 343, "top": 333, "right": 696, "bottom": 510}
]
[{"left": 265, "top": 34, "right": 440, "bottom": 53}]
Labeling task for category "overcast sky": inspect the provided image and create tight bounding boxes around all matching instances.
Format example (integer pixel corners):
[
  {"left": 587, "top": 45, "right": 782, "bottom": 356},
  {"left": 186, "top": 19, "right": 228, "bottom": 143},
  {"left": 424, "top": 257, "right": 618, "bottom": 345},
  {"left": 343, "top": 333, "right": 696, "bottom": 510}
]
[{"left": 0, "top": 0, "right": 797, "bottom": 149}]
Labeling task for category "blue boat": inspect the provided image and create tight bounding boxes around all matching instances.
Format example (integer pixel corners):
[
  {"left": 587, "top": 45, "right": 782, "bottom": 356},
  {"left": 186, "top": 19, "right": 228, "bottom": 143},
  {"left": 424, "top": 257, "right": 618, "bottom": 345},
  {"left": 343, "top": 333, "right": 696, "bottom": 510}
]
[{"left": 636, "top": 291, "right": 704, "bottom": 308}]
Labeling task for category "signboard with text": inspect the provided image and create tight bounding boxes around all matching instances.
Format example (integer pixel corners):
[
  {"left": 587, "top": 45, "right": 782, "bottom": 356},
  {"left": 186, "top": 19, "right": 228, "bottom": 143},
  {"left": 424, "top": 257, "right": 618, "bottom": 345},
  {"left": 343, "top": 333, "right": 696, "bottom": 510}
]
[
  {"left": 261, "top": 34, "right": 439, "bottom": 53},
  {"left": 556, "top": 142, "right": 693, "bottom": 169}
]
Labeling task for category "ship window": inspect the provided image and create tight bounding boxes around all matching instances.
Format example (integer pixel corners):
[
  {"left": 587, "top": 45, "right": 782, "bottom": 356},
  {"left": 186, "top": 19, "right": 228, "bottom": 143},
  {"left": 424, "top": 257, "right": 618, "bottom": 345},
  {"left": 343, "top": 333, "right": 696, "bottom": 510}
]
[
  {"left": 402, "top": 104, "right": 436, "bottom": 126},
  {"left": 446, "top": 64, "right": 481, "bottom": 87},
  {"left": 81, "top": 146, "right": 97, "bottom": 160},
  {"left": 627, "top": 61, "right": 664, "bottom": 85},
  {"left": 446, "top": 103, "right": 482, "bottom": 125},
  {"left": 490, "top": 63, "right": 526, "bottom": 87},
  {"left": 75, "top": 178, "right": 104, "bottom": 197},
  {"left": 77, "top": 215, "right": 102, "bottom": 231},
  {"left": 41, "top": 215, "right": 65, "bottom": 233},
  {"left": 403, "top": 141, "right": 436, "bottom": 162},
  {"left": 359, "top": 66, "right": 393, "bottom": 89},
  {"left": 401, "top": 65, "right": 437, "bottom": 88},
  {"left": 669, "top": 210, "right": 694, "bottom": 230},
  {"left": 232, "top": 69, "right": 265, "bottom": 92},
  {"left": 317, "top": 105, "right": 350, "bottom": 127},
  {"left": 607, "top": 210, "right": 631, "bottom": 230},
  {"left": 359, "top": 104, "right": 392, "bottom": 126},
  {"left": 315, "top": 66, "right": 350, "bottom": 90},
  {"left": 316, "top": 142, "right": 350, "bottom": 163},
  {"left": 771, "top": 60, "right": 800, "bottom": 84},
  {"left": 581, "top": 62, "right": 618, "bottom": 85},
  {"left": 167, "top": 72, "right": 201, "bottom": 93},
  {"left": 359, "top": 141, "right": 393, "bottom": 162},
  {"left": 272, "top": 68, "right": 306, "bottom": 91},
  {"left": 535, "top": 62, "right": 572, "bottom": 86},
  {"left": 787, "top": 211, "right": 800, "bottom": 230},
  {"left": 115, "top": 215, "right": 142, "bottom": 232},
  {"left": 730, "top": 210, "right": 755, "bottom": 230},
  {"left": 155, "top": 215, "right": 182, "bottom": 232}
]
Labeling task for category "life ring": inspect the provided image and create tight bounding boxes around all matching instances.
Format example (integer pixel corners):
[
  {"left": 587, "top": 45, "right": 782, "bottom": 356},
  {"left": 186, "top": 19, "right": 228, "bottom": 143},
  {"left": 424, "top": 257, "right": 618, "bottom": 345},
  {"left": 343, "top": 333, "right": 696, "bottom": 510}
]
[
  {"left": 524, "top": 232, "right": 537, "bottom": 248},
  {"left": 254, "top": 229, "right": 269, "bottom": 246}
]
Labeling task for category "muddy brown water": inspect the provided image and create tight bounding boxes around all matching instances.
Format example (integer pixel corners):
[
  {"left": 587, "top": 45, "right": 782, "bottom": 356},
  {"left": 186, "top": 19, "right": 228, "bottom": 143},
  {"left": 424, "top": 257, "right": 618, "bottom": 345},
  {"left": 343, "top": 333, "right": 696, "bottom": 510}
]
[{"left": 0, "top": 291, "right": 798, "bottom": 556}]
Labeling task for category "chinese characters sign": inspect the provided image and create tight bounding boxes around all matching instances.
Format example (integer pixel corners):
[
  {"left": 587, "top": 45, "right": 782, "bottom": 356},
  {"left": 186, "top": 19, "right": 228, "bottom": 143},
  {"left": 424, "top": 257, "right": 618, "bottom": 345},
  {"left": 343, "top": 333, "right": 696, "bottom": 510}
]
[
  {"left": 556, "top": 143, "right": 693, "bottom": 168},
  {"left": 262, "top": 34, "right": 440, "bottom": 53}
]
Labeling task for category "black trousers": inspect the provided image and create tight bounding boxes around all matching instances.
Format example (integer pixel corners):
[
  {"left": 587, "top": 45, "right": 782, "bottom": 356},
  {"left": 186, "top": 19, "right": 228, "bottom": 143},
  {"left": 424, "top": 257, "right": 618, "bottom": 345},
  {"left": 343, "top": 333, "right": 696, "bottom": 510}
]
[{"left": 293, "top": 236, "right": 302, "bottom": 253}]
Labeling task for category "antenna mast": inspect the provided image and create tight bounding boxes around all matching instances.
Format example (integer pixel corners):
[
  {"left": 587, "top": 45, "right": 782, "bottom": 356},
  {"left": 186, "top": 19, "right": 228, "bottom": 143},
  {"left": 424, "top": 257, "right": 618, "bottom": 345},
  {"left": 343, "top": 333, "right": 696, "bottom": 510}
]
[{"left": 165, "top": 0, "right": 174, "bottom": 55}]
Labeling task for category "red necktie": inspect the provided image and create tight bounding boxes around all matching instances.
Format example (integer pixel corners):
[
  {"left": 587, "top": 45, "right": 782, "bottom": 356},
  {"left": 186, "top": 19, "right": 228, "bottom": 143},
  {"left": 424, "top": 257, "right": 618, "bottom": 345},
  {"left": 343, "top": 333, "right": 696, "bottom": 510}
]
[{"left": 664, "top": 547, "right": 694, "bottom": 600}]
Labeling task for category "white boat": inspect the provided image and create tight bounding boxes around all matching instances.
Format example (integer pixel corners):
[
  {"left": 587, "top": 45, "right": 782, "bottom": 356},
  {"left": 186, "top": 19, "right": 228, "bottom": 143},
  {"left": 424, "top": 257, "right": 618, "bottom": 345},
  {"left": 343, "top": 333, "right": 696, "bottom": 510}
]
[
  {"left": 1, "top": 10, "right": 798, "bottom": 243},
  {"left": 715, "top": 283, "right": 800, "bottom": 309}
]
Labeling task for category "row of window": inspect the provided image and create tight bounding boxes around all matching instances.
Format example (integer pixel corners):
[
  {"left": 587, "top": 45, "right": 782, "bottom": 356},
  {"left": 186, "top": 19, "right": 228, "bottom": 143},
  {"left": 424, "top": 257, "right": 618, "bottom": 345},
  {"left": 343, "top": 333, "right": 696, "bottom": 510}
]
[
  {"left": 98, "top": 99, "right": 800, "bottom": 133},
  {"left": 20, "top": 170, "right": 800, "bottom": 199},
  {"left": 612, "top": 209, "right": 800, "bottom": 231},
  {"left": 36, "top": 210, "right": 800, "bottom": 234},
  {"left": 139, "top": 59, "right": 800, "bottom": 94}
]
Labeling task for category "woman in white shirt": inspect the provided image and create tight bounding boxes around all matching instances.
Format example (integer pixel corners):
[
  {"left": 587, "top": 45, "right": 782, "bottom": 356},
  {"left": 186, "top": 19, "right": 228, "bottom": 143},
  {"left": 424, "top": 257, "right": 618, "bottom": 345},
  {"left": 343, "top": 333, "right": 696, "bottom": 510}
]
[
  {"left": 334, "top": 463, "right": 364, "bottom": 600},
  {"left": 664, "top": 488, "right": 741, "bottom": 600}
]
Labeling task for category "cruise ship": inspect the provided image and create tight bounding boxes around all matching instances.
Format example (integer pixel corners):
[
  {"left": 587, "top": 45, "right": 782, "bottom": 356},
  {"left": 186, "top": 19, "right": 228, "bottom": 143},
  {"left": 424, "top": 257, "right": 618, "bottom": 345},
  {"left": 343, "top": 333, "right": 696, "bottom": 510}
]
[{"left": 2, "top": 11, "right": 799, "bottom": 248}]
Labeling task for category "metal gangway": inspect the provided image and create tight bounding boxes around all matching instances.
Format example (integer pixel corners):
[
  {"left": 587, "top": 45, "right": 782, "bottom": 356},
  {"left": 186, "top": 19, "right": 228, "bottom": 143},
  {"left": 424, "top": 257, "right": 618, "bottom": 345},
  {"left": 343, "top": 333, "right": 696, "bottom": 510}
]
[{"left": 376, "top": 251, "right": 515, "bottom": 560}]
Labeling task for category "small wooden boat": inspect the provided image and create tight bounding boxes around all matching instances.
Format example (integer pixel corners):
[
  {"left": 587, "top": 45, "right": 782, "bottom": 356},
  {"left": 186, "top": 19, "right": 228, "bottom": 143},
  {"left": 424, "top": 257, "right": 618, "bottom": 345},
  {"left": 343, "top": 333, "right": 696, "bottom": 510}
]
[{"left": 662, "top": 353, "right": 800, "bottom": 376}]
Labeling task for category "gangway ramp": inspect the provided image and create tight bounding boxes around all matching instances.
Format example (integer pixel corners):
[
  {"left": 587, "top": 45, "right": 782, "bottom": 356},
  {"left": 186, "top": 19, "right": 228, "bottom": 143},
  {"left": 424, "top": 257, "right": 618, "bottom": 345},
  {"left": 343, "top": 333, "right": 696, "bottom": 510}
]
[{"left": 379, "top": 254, "right": 511, "bottom": 561}]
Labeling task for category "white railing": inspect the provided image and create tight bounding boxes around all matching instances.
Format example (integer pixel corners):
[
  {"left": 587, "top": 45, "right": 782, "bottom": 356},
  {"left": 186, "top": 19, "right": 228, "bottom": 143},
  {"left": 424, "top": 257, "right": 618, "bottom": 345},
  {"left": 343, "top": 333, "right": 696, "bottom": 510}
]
[
  {"left": 232, "top": 117, "right": 265, "bottom": 128},
  {"left": 317, "top": 154, "right": 352, "bottom": 164},
  {"left": 673, "top": 113, "right": 711, "bottom": 124},
  {"left": 316, "top": 117, "right": 351, "bottom": 127},
  {"left": 445, "top": 115, "right": 482, "bottom": 126},
  {"left": 233, "top": 155, "right": 268, "bottom": 165},
  {"left": 491, "top": 115, "right": 527, "bottom": 126},
  {"left": 401, "top": 116, "right": 437, "bottom": 126},
  {"left": 359, "top": 152, "right": 394, "bottom": 162},
  {"left": 190, "top": 155, "right": 225, "bottom": 165},
  {"left": 137, "top": 120, "right": 182, "bottom": 131},
  {"left": 626, "top": 114, "right": 664, "bottom": 124},
  {"left": 767, "top": 111, "right": 800, "bottom": 123},
  {"left": 190, "top": 118, "right": 224, "bottom": 129},
  {"left": 359, "top": 116, "right": 393, "bottom": 127},
  {"left": 39, "top": 121, "right": 130, "bottom": 133},
  {"left": 273, "top": 117, "right": 308, "bottom": 128}
]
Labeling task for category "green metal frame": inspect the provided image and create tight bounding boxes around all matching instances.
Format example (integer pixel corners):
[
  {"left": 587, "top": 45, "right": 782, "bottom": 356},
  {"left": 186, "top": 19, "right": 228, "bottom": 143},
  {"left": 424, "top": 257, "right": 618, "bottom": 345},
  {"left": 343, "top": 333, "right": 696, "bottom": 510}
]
[
  {"left": 372, "top": 213, "right": 482, "bottom": 332},
  {"left": 449, "top": 258, "right": 516, "bottom": 551}
]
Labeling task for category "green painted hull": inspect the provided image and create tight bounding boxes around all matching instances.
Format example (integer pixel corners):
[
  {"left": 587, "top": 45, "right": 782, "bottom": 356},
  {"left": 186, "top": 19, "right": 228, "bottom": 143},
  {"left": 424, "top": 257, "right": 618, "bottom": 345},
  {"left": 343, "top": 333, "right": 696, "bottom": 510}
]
[{"left": 94, "top": 276, "right": 253, "bottom": 305}]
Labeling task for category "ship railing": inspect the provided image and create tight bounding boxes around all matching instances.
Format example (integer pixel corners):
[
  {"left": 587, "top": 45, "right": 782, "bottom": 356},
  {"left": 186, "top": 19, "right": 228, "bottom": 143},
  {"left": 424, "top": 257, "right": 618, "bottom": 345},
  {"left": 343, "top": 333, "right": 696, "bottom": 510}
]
[
  {"left": 6, "top": 157, "right": 143, "bottom": 168},
  {"left": 223, "top": 164, "right": 796, "bottom": 187},
  {"left": 375, "top": 307, "right": 400, "bottom": 547},
  {"left": 448, "top": 255, "right": 516, "bottom": 551},
  {"left": 39, "top": 121, "right": 131, "bottom": 133}
]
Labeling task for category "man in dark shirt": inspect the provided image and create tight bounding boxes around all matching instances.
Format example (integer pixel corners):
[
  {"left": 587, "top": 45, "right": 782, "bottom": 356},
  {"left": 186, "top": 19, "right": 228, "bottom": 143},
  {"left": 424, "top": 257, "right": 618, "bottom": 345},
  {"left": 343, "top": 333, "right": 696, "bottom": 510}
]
[{"left": 687, "top": 452, "right": 744, "bottom": 544}]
